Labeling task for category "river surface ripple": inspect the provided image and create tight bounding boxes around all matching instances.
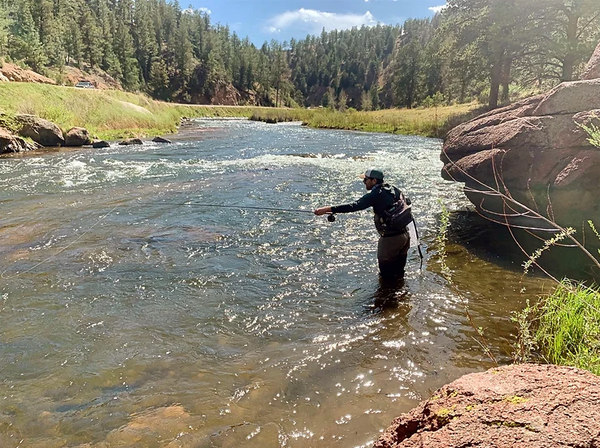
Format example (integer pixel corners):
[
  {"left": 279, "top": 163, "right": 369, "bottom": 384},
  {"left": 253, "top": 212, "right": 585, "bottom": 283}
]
[{"left": 0, "top": 119, "right": 547, "bottom": 447}]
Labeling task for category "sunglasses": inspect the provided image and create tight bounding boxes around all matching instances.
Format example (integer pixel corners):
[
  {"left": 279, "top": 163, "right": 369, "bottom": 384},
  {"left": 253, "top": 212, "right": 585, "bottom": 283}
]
[{"left": 363, "top": 177, "right": 373, "bottom": 184}]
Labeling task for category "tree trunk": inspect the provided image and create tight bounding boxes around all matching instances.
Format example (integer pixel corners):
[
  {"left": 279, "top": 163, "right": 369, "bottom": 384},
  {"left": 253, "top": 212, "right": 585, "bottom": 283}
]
[
  {"left": 561, "top": 10, "right": 579, "bottom": 82},
  {"left": 489, "top": 62, "right": 502, "bottom": 109},
  {"left": 500, "top": 56, "right": 513, "bottom": 104},
  {"left": 489, "top": 47, "right": 505, "bottom": 109}
]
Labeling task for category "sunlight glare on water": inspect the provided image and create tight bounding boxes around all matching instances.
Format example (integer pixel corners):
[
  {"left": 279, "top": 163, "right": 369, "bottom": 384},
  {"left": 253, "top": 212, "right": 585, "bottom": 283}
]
[{"left": 0, "top": 119, "right": 548, "bottom": 447}]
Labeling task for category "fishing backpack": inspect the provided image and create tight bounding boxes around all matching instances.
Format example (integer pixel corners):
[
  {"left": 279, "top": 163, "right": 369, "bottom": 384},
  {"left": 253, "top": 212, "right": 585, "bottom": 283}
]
[{"left": 378, "top": 185, "right": 413, "bottom": 234}]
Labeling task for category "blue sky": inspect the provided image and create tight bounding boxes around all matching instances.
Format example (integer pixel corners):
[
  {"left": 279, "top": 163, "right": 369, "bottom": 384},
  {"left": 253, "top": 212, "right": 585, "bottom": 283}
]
[{"left": 185, "top": 0, "right": 448, "bottom": 45}]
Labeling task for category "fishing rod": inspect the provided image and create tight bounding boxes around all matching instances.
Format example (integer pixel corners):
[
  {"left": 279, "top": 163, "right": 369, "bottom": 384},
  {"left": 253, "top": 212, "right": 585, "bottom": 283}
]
[
  {"left": 177, "top": 202, "right": 314, "bottom": 214},
  {"left": 177, "top": 202, "right": 339, "bottom": 221}
]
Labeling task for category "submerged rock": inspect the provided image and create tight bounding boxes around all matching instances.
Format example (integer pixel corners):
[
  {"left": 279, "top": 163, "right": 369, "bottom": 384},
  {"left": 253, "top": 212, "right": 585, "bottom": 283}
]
[
  {"left": 375, "top": 364, "right": 600, "bottom": 448},
  {"left": 152, "top": 136, "right": 172, "bottom": 144},
  {"left": 119, "top": 138, "right": 143, "bottom": 146},
  {"left": 92, "top": 140, "right": 110, "bottom": 148},
  {"left": 65, "top": 127, "right": 92, "bottom": 146}
]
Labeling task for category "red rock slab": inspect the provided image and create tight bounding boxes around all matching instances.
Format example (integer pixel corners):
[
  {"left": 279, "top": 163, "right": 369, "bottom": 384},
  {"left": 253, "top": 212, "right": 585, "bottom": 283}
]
[{"left": 374, "top": 364, "right": 600, "bottom": 448}]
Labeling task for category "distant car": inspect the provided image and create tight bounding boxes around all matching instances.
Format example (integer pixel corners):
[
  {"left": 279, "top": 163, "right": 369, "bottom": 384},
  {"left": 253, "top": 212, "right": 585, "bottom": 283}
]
[{"left": 75, "top": 81, "right": 95, "bottom": 89}]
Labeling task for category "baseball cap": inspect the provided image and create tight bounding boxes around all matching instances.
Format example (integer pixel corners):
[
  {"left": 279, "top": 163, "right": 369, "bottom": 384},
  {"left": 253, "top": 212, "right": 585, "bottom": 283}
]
[{"left": 359, "top": 169, "right": 384, "bottom": 180}]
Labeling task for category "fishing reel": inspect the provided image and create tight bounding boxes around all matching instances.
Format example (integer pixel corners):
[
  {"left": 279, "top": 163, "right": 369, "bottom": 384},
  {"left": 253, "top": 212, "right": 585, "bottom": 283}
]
[{"left": 327, "top": 213, "right": 336, "bottom": 223}]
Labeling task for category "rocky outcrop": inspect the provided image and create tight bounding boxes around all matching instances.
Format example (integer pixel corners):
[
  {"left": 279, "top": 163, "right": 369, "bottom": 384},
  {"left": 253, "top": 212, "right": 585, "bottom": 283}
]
[
  {"left": 582, "top": 41, "right": 600, "bottom": 80},
  {"left": 0, "top": 128, "right": 40, "bottom": 154},
  {"left": 375, "top": 364, "right": 600, "bottom": 448},
  {"left": 0, "top": 62, "right": 57, "bottom": 85},
  {"left": 441, "top": 53, "right": 600, "bottom": 231},
  {"left": 15, "top": 114, "right": 65, "bottom": 146},
  {"left": 65, "top": 127, "right": 92, "bottom": 146}
]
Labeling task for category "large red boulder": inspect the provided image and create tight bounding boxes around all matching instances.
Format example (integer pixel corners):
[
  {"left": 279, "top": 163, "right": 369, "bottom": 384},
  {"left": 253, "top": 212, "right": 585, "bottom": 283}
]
[
  {"left": 65, "top": 127, "right": 92, "bottom": 146},
  {"left": 375, "top": 364, "right": 600, "bottom": 448},
  {"left": 441, "top": 45, "right": 600, "bottom": 233},
  {"left": 15, "top": 114, "right": 65, "bottom": 147}
]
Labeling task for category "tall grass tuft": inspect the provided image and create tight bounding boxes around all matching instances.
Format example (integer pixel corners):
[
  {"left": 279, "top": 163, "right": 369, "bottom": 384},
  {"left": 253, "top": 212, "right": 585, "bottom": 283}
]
[{"left": 519, "top": 281, "right": 600, "bottom": 375}]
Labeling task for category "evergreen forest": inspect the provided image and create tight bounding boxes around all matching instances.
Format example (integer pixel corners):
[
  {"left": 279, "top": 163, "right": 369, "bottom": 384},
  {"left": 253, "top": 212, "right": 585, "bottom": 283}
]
[{"left": 1, "top": 0, "right": 599, "bottom": 109}]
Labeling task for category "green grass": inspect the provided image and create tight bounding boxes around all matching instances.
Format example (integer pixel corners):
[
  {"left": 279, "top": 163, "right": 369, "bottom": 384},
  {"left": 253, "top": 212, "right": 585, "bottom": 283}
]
[
  {"left": 578, "top": 118, "right": 600, "bottom": 149},
  {"left": 0, "top": 83, "right": 484, "bottom": 140},
  {"left": 250, "top": 103, "right": 485, "bottom": 138},
  {"left": 517, "top": 281, "right": 600, "bottom": 375}
]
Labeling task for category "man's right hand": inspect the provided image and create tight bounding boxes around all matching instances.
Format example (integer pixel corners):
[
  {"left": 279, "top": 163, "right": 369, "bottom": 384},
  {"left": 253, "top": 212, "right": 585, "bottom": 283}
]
[{"left": 314, "top": 207, "right": 332, "bottom": 216}]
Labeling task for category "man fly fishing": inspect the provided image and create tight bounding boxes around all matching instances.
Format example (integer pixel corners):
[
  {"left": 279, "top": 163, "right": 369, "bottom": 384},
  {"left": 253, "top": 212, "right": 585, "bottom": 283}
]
[{"left": 314, "top": 169, "right": 415, "bottom": 280}]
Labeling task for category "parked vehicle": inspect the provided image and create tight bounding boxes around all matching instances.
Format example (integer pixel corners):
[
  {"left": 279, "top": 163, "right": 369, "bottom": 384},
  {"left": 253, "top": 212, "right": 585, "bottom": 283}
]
[{"left": 75, "top": 81, "right": 95, "bottom": 89}]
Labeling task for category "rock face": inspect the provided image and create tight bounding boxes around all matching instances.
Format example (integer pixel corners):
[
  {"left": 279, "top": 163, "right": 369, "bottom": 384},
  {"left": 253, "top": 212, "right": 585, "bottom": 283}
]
[
  {"left": 0, "top": 62, "right": 57, "bottom": 85},
  {"left": 582, "top": 41, "right": 600, "bottom": 80},
  {"left": 65, "top": 127, "right": 92, "bottom": 146},
  {"left": 441, "top": 71, "right": 600, "bottom": 231},
  {"left": 15, "top": 114, "right": 65, "bottom": 147},
  {"left": 0, "top": 128, "right": 39, "bottom": 154},
  {"left": 375, "top": 364, "right": 600, "bottom": 448}
]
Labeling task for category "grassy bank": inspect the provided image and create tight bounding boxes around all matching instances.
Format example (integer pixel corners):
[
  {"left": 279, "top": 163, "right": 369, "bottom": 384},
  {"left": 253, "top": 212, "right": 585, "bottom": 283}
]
[
  {"left": 0, "top": 83, "right": 483, "bottom": 141},
  {"left": 250, "top": 103, "right": 485, "bottom": 138},
  {"left": 516, "top": 281, "right": 600, "bottom": 375},
  {"left": 0, "top": 83, "right": 261, "bottom": 140}
]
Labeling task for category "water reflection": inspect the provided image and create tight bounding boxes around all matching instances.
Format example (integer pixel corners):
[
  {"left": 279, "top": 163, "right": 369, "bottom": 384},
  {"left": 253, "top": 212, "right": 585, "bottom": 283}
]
[{"left": 364, "top": 277, "right": 410, "bottom": 313}]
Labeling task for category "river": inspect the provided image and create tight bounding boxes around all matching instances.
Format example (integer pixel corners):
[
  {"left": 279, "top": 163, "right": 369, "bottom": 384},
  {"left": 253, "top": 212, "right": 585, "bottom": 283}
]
[{"left": 0, "top": 119, "right": 548, "bottom": 448}]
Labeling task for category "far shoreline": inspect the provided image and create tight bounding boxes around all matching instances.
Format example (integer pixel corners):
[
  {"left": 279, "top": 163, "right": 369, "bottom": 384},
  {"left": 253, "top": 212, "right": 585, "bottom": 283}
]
[{"left": 0, "top": 83, "right": 484, "bottom": 146}]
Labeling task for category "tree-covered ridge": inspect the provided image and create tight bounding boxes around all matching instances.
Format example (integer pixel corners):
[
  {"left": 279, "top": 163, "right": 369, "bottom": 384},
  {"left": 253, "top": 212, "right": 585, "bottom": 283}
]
[{"left": 1, "top": 0, "right": 599, "bottom": 109}]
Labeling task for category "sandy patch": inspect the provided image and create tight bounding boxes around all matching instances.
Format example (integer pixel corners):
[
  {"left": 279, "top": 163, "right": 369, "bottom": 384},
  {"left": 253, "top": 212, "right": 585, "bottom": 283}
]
[{"left": 118, "top": 101, "right": 152, "bottom": 115}]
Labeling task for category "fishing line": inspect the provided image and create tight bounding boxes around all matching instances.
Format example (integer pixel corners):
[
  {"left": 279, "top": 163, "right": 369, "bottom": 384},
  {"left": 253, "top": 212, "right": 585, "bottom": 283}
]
[
  {"left": 173, "top": 202, "right": 315, "bottom": 215},
  {"left": 1, "top": 205, "right": 119, "bottom": 280}
]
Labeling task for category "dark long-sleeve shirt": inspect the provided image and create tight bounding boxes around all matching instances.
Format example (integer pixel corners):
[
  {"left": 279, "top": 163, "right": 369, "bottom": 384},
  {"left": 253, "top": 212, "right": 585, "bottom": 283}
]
[{"left": 331, "top": 184, "right": 398, "bottom": 216}]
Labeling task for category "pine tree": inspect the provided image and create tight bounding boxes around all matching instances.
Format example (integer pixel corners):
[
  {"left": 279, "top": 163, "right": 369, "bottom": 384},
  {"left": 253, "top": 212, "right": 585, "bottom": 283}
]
[
  {"left": 0, "top": 2, "right": 12, "bottom": 58},
  {"left": 10, "top": 0, "right": 47, "bottom": 71}
]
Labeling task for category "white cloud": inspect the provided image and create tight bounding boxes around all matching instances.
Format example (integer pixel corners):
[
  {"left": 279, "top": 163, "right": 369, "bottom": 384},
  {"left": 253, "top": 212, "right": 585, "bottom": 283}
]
[
  {"left": 428, "top": 4, "right": 447, "bottom": 13},
  {"left": 183, "top": 6, "right": 211, "bottom": 15},
  {"left": 266, "top": 9, "right": 378, "bottom": 35}
]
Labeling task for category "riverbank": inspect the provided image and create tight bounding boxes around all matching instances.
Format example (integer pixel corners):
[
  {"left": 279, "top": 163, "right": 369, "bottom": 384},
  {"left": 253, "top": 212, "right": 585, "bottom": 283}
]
[
  {"left": 0, "top": 83, "right": 483, "bottom": 141},
  {"left": 0, "top": 83, "right": 262, "bottom": 141},
  {"left": 250, "top": 103, "right": 485, "bottom": 138}
]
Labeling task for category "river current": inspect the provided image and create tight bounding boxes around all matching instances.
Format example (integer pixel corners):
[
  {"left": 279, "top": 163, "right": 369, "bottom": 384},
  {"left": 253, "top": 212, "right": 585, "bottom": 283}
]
[{"left": 0, "top": 119, "right": 548, "bottom": 447}]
